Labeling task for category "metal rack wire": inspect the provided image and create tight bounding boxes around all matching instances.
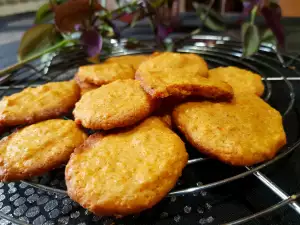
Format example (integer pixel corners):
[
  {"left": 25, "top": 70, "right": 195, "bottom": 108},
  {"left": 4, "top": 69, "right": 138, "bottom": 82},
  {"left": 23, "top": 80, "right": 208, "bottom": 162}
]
[{"left": 0, "top": 36, "right": 300, "bottom": 224}]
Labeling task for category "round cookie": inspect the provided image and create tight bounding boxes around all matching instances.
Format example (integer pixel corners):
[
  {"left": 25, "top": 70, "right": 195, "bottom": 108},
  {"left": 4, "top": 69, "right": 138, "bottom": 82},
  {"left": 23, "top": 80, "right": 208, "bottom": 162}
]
[
  {"left": 73, "top": 79, "right": 155, "bottom": 130},
  {"left": 173, "top": 95, "right": 286, "bottom": 166},
  {"left": 65, "top": 117, "right": 188, "bottom": 216},
  {"left": 105, "top": 54, "right": 149, "bottom": 70},
  {"left": 136, "top": 52, "right": 233, "bottom": 100},
  {"left": 137, "top": 52, "right": 208, "bottom": 77},
  {"left": 0, "top": 81, "right": 80, "bottom": 127},
  {"left": 208, "top": 66, "right": 264, "bottom": 96},
  {"left": 77, "top": 62, "right": 135, "bottom": 86},
  {"left": 0, "top": 119, "right": 87, "bottom": 181}
]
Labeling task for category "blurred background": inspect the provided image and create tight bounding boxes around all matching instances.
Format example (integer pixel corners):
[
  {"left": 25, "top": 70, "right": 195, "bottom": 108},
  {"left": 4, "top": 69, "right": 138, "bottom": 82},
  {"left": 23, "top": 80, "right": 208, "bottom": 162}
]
[
  {"left": 1, "top": 0, "right": 300, "bottom": 17},
  {"left": 1, "top": 0, "right": 300, "bottom": 70}
]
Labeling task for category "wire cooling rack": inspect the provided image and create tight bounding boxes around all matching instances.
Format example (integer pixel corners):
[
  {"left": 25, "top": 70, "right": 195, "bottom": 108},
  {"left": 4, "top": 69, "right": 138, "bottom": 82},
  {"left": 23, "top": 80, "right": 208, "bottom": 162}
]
[{"left": 0, "top": 35, "right": 300, "bottom": 225}]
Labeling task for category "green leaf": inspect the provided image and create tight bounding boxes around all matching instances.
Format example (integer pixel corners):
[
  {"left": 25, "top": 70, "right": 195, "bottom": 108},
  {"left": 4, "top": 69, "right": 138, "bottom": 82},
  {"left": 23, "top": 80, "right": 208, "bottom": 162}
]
[
  {"left": 242, "top": 22, "right": 260, "bottom": 57},
  {"left": 35, "top": 3, "right": 53, "bottom": 24},
  {"left": 193, "top": 3, "right": 225, "bottom": 31},
  {"left": 261, "top": 28, "right": 276, "bottom": 45},
  {"left": 164, "top": 38, "right": 174, "bottom": 52},
  {"left": 250, "top": 5, "right": 258, "bottom": 24},
  {"left": 124, "top": 38, "right": 146, "bottom": 49},
  {"left": 18, "top": 24, "right": 62, "bottom": 61},
  {"left": 130, "top": 12, "right": 140, "bottom": 28},
  {"left": 99, "top": 23, "right": 114, "bottom": 37},
  {"left": 34, "top": 0, "right": 68, "bottom": 24},
  {"left": 149, "top": 0, "right": 167, "bottom": 8}
]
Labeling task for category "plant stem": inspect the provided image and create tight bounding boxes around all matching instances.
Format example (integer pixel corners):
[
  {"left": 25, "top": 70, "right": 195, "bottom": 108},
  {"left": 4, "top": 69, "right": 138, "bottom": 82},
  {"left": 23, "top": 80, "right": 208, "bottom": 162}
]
[
  {"left": 0, "top": 39, "right": 71, "bottom": 77},
  {"left": 89, "top": 0, "right": 95, "bottom": 26},
  {"left": 250, "top": 5, "right": 258, "bottom": 24},
  {"left": 141, "top": 0, "right": 164, "bottom": 48},
  {"left": 172, "top": 0, "right": 215, "bottom": 49}
]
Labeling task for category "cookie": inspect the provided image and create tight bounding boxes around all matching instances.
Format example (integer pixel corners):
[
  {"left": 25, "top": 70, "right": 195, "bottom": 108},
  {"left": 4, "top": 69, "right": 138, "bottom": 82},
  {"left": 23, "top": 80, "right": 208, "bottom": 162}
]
[
  {"left": 105, "top": 54, "right": 149, "bottom": 70},
  {"left": 77, "top": 62, "right": 135, "bottom": 86},
  {"left": 0, "top": 119, "right": 87, "bottom": 181},
  {"left": 136, "top": 52, "right": 233, "bottom": 100},
  {"left": 137, "top": 52, "right": 208, "bottom": 77},
  {"left": 73, "top": 79, "right": 155, "bottom": 130},
  {"left": 66, "top": 117, "right": 188, "bottom": 216},
  {"left": 0, "top": 81, "right": 80, "bottom": 127},
  {"left": 208, "top": 66, "right": 264, "bottom": 96},
  {"left": 173, "top": 95, "right": 286, "bottom": 166},
  {"left": 74, "top": 73, "right": 99, "bottom": 95}
]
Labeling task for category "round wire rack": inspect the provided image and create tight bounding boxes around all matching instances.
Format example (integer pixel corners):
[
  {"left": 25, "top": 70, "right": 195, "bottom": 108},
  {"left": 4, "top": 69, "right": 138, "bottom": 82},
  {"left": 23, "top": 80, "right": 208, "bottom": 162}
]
[{"left": 0, "top": 35, "right": 300, "bottom": 225}]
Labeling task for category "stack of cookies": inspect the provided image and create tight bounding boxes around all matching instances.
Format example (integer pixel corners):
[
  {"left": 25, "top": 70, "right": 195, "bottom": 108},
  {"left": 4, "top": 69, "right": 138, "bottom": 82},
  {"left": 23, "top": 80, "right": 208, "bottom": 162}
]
[{"left": 0, "top": 52, "right": 286, "bottom": 217}]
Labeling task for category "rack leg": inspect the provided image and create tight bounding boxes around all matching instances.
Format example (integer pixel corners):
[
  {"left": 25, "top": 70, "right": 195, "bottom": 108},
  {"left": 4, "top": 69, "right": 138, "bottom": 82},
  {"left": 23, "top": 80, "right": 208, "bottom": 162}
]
[{"left": 246, "top": 167, "right": 300, "bottom": 215}]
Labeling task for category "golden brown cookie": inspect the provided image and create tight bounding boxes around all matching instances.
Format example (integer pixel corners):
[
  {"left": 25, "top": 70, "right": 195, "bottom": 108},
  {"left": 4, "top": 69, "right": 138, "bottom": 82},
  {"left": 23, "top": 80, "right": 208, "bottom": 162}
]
[
  {"left": 77, "top": 62, "right": 135, "bottom": 86},
  {"left": 74, "top": 73, "right": 99, "bottom": 95},
  {"left": 66, "top": 117, "right": 188, "bottom": 216},
  {"left": 136, "top": 52, "right": 233, "bottom": 100},
  {"left": 0, "top": 119, "right": 87, "bottom": 181},
  {"left": 105, "top": 54, "right": 149, "bottom": 70},
  {"left": 208, "top": 66, "right": 264, "bottom": 96},
  {"left": 173, "top": 95, "right": 286, "bottom": 166},
  {"left": 149, "top": 52, "right": 162, "bottom": 58},
  {"left": 136, "top": 70, "right": 234, "bottom": 100},
  {"left": 137, "top": 52, "right": 208, "bottom": 77},
  {"left": 73, "top": 79, "right": 155, "bottom": 130},
  {"left": 0, "top": 81, "right": 80, "bottom": 127}
]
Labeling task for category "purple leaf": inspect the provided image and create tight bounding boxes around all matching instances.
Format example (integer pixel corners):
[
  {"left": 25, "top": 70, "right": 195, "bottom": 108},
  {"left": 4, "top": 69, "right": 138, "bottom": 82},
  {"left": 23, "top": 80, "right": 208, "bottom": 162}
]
[
  {"left": 261, "top": 3, "right": 285, "bottom": 47},
  {"left": 118, "top": 13, "right": 135, "bottom": 23},
  {"left": 242, "top": 1, "right": 255, "bottom": 19},
  {"left": 53, "top": 0, "right": 105, "bottom": 32},
  {"left": 241, "top": 0, "right": 270, "bottom": 18},
  {"left": 157, "top": 23, "right": 173, "bottom": 40},
  {"left": 80, "top": 29, "right": 102, "bottom": 57},
  {"left": 155, "top": 0, "right": 179, "bottom": 27},
  {"left": 151, "top": 0, "right": 179, "bottom": 42},
  {"left": 241, "top": 0, "right": 263, "bottom": 20},
  {"left": 74, "top": 24, "right": 82, "bottom": 31}
]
